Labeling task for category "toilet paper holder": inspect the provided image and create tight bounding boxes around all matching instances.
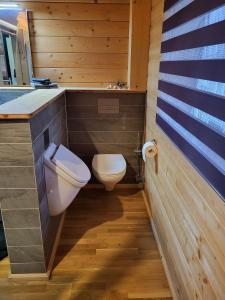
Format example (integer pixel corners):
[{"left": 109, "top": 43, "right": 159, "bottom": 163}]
[
  {"left": 133, "top": 139, "right": 158, "bottom": 174},
  {"left": 142, "top": 139, "right": 158, "bottom": 174}
]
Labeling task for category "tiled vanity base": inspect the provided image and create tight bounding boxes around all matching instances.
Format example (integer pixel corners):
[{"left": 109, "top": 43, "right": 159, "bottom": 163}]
[{"left": 0, "top": 94, "right": 67, "bottom": 276}]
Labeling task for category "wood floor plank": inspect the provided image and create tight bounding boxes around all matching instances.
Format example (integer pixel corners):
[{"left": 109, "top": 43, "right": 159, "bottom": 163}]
[{"left": 0, "top": 189, "right": 172, "bottom": 300}]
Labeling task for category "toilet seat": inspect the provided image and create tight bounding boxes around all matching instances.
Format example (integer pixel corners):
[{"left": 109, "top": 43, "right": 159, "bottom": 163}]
[
  {"left": 92, "top": 154, "right": 126, "bottom": 175},
  {"left": 53, "top": 144, "right": 91, "bottom": 183},
  {"left": 44, "top": 143, "right": 91, "bottom": 186}
]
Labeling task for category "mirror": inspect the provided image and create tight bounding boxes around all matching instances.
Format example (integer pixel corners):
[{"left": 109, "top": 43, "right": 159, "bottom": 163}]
[{"left": 0, "top": 4, "right": 33, "bottom": 86}]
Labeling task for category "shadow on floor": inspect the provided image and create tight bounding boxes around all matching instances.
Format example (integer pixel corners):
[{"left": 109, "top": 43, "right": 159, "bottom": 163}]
[
  {"left": 0, "top": 212, "right": 7, "bottom": 261},
  {"left": 51, "top": 188, "right": 170, "bottom": 300},
  {"left": 53, "top": 188, "right": 125, "bottom": 268}
]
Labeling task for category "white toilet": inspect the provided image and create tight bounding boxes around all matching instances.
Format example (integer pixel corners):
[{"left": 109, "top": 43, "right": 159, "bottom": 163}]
[
  {"left": 44, "top": 143, "right": 91, "bottom": 216},
  {"left": 92, "top": 154, "right": 126, "bottom": 191}
]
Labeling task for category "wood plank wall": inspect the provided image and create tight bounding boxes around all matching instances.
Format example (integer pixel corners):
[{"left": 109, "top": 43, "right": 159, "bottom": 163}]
[
  {"left": 16, "top": 0, "right": 130, "bottom": 87},
  {"left": 145, "top": 1, "right": 225, "bottom": 299},
  {"left": 128, "top": 0, "right": 151, "bottom": 91}
]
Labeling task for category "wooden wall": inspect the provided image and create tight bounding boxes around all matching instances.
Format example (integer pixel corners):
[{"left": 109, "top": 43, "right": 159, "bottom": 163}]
[
  {"left": 128, "top": 0, "right": 151, "bottom": 91},
  {"left": 17, "top": 0, "right": 130, "bottom": 87},
  {"left": 145, "top": 1, "right": 225, "bottom": 299}
]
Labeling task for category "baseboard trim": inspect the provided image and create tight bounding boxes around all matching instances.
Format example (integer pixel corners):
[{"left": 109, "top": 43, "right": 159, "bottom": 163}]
[
  {"left": 8, "top": 271, "right": 49, "bottom": 280},
  {"left": 8, "top": 211, "right": 66, "bottom": 281},
  {"left": 142, "top": 190, "right": 177, "bottom": 300},
  {"left": 151, "top": 220, "right": 177, "bottom": 300},
  {"left": 141, "top": 190, "right": 152, "bottom": 219},
  {"left": 85, "top": 183, "right": 143, "bottom": 189}
]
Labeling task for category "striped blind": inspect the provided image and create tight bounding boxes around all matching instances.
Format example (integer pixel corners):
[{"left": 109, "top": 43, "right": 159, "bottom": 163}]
[{"left": 156, "top": 0, "right": 225, "bottom": 201}]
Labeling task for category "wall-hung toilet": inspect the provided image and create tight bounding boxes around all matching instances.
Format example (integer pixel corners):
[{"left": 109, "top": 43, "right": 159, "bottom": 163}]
[
  {"left": 92, "top": 154, "right": 126, "bottom": 191},
  {"left": 44, "top": 143, "right": 91, "bottom": 216}
]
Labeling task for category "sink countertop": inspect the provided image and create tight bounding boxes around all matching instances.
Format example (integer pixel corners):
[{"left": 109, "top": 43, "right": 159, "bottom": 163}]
[
  {"left": 0, "top": 87, "right": 145, "bottom": 119},
  {"left": 0, "top": 88, "right": 65, "bottom": 119}
]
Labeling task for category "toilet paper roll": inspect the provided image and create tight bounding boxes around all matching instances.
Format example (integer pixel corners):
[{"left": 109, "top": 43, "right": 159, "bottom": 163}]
[{"left": 142, "top": 140, "right": 157, "bottom": 162}]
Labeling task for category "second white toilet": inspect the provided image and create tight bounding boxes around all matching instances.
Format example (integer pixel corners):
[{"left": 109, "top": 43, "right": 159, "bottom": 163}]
[{"left": 92, "top": 154, "right": 126, "bottom": 191}]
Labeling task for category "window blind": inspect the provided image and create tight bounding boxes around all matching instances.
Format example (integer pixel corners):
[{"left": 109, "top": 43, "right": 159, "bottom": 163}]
[{"left": 156, "top": 0, "right": 225, "bottom": 201}]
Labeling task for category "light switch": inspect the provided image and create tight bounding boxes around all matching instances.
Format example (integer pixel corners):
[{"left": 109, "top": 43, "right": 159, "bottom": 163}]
[{"left": 98, "top": 98, "right": 119, "bottom": 114}]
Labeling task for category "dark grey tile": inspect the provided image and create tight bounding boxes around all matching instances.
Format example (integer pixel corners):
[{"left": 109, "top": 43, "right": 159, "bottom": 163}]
[
  {"left": 66, "top": 92, "right": 146, "bottom": 106},
  {"left": 43, "top": 214, "right": 61, "bottom": 265},
  {"left": 35, "top": 156, "right": 44, "bottom": 188},
  {"left": 30, "top": 107, "right": 52, "bottom": 142},
  {"left": 30, "top": 95, "right": 65, "bottom": 141},
  {"left": 33, "top": 134, "right": 45, "bottom": 163},
  {"left": 125, "top": 166, "right": 139, "bottom": 177},
  {"left": 40, "top": 194, "right": 50, "bottom": 238},
  {"left": 51, "top": 95, "right": 65, "bottom": 116},
  {"left": 68, "top": 131, "right": 143, "bottom": 144},
  {"left": 0, "top": 189, "right": 39, "bottom": 209},
  {"left": 121, "top": 176, "right": 137, "bottom": 183},
  {"left": 119, "top": 105, "right": 145, "bottom": 117},
  {"left": 67, "top": 105, "right": 145, "bottom": 119},
  {"left": 0, "top": 121, "right": 31, "bottom": 143},
  {"left": 5, "top": 228, "right": 42, "bottom": 247},
  {"left": 66, "top": 92, "right": 144, "bottom": 184},
  {"left": 0, "top": 144, "right": 33, "bottom": 166},
  {"left": 37, "top": 175, "right": 46, "bottom": 204},
  {"left": 49, "top": 111, "right": 62, "bottom": 141},
  {"left": 76, "top": 155, "right": 97, "bottom": 167},
  {"left": 68, "top": 118, "right": 144, "bottom": 131},
  {"left": 0, "top": 167, "right": 36, "bottom": 188},
  {"left": 124, "top": 155, "right": 142, "bottom": 167},
  {"left": 51, "top": 128, "right": 67, "bottom": 146},
  {"left": 2, "top": 209, "right": 40, "bottom": 228},
  {"left": 7, "top": 245, "right": 45, "bottom": 263},
  {"left": 70, "top": 143, "right": 138, "bottom": 157},
  {"left": 60, "top": 107, "right": 68, "bottom": 133},
  {"left": 10, "top": 262, "right": 46, "bottom": 274}
]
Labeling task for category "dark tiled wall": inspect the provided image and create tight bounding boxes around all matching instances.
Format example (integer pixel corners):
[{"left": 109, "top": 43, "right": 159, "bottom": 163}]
[
  {"left": 30, "top": 94, "right": 68, "bottom": 266},
  {"left": 0, "top": 93, "right": 67, "bottom": 274},
  {"left": 0, "top": 120, "right": 46, "bottom": 274},
  {"left": 66, "top": 92, "right": 146, "bottom": 183},
  {"left": 0, "top": 91, "right": 144, "bottom": 275}
]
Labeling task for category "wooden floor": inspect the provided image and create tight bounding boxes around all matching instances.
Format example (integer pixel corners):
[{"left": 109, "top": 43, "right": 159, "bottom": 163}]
[{"left": 0, "top": 189, "right": 172, "bottom": 300}]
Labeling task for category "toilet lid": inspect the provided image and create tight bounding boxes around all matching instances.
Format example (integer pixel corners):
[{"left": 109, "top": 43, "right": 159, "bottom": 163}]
[
  {"left": 52, "top": 145, "right": 91, "bottom": 183},
  {"left": 92, "top": 154, "right": 126, "bottom": 175}
]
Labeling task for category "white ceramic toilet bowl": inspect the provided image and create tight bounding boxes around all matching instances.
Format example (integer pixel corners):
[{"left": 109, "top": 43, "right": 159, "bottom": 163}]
[
  {"left": 92, "top": 154, "right": 126, "bottom": 191},
  {"left": 44, "top": 143, "right": 91, "bottom": 216}
]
